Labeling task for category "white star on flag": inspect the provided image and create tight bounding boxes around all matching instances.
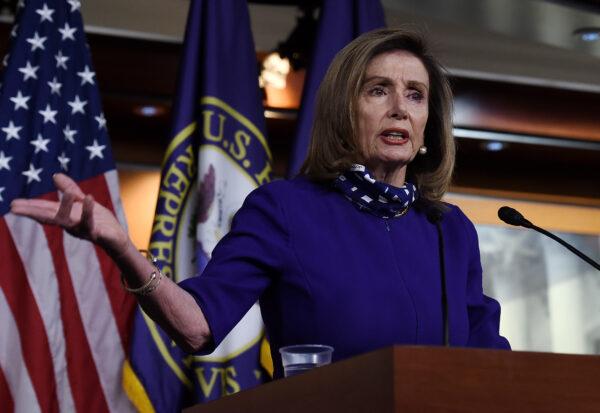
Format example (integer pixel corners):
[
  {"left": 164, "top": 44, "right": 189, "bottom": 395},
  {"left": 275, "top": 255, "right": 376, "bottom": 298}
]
[
  {"left": 35, "top": 3, "right": 55, "bottom": 22},
  {"left": 86, "top": 139, "right": 106, "bottom": 159},
  {"left": 2, "top": 54, "right": 9, "bottom": 67},
  {"left": 47, "top": 76, "right": 62, "bottom": 95},
  {"left": 58, "top": 22, "right": 77, "bottom": 40},
  {"left": 10, "top": 24, "right": 18, "bottom": 37},
  {"left": 77, "top": 65, "right": 95, "bottom": 85},
  {"left": 0, "top": 151, "right": 12, "bottom": 171},
  {"left": 30, "top": 134, "right": 51, "bottom": 153},
  {"left": 22, "top": 163, "right": 43, "bottom": 183},
  {"left": 67, "top": 0, "right": 81, "bottom": 12},
  {"left": 2, "top": 121, "right": 22, "bottom": 141},
  {"left": 63, "top": 125, "right": 77, "bottom": 143},
  {"left": 57, "top": 152, "right": 70, "bottom": 170},
  {"left": 26, "top": 31, "right": 47, "bottom": 51},
  {"left": 95, "top": 113, "right": 107, "bottom": 129},
  {"left": 18, "top": 61, "right": 39, "bottom": 80},
  {"left": 38, "top": 104, "right": 58, "bottom": 123},
  {"left": 67, "top": 95, "right": 87, "bottom": 114},
  {"left": 55, "top": 50, "right": 69, "bottom": 69},
  {"left": 10, "top": 91, "right": 30, "bottom": 110},
  {"left": 0, "top": 187, "right": 4, "bottom": 202},
  {"left": 16, "top": 0, "right": 24, "bottom": 9}
]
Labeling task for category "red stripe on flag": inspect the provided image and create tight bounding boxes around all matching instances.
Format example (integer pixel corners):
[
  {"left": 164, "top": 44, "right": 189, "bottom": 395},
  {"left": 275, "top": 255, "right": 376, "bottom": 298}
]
[
  {"left": 0, "top": 367, "right": 14, "bottom": 413},
  {"left": 0, "top": 218, "right": 60, "bottom": 413},
  {"left": 77, "top": 175, "right": 136, "bottom": 352},
  {"left": 40, "top": 191, "right": 110, "bottom": 413}
]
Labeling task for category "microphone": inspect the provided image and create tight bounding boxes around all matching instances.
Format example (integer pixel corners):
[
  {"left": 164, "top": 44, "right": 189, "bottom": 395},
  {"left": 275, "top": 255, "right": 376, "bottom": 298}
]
[
  {"left": 497, "top": 206, "right": 533, "bottom": 228},
  {"left": 427, "top": 205, "right": 450, "bottom": 347},
  {"left": 498, "top": 206, "right": 600, "bottom": 271}
]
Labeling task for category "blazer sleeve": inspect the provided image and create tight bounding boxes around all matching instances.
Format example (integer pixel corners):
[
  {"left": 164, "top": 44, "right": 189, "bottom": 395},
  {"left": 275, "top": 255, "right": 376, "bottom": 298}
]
[
  {"left": 178, "top": 183, "right": 290, "bottom": 353},
  {"left": 460, "top": 210, "right": 511, "bottom": 350}
]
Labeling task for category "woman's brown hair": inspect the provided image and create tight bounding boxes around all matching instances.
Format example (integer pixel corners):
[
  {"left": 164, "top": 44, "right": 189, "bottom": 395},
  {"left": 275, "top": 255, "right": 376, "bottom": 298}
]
[{"left": 299, "top": 27, "right": 455, "bottom": 202}]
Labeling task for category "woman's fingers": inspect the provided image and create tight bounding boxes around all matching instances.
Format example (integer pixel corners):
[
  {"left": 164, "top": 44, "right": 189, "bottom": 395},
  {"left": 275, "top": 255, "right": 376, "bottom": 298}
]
[
  {"left": 10, "top": 199, "right": 61, "bottom": 224},
  {"left": 11, "top": 187, "right": 130, "bottom": 257},
  {"left": 80, "top": 195, "right": 95, "bottom": 238},
  {"left": 55, "top": 192, "right": 76, "bottom": 226},
  {"left": 10, "top": 178, "right": 115, "bottom": 247},
  {"left": 53, "top": 173, "right": 85, "bottom": 201},
  {"left": 11, "top": 195, "right": 84, "bottom": 232}
]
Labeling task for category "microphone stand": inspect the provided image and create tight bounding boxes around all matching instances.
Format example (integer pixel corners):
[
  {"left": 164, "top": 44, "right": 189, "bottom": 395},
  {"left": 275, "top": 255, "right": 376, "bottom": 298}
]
[{"left": 427, "top": 206, "right": 450, "bottom": 347}]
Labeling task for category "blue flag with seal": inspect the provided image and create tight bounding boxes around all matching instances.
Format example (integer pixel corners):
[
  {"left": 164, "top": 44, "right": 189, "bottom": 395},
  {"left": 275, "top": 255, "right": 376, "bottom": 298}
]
[
  {"left": 287, "top": 0, "right": 386, "bottom": 177},
  {"left": 123, "top": 0, "right": 273, "bottom": 411}
]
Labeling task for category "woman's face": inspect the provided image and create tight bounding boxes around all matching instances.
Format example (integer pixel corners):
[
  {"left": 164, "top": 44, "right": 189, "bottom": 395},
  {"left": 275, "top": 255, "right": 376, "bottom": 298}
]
[{"left": 356, "top": 50, "right": 429, "bottom": 183}]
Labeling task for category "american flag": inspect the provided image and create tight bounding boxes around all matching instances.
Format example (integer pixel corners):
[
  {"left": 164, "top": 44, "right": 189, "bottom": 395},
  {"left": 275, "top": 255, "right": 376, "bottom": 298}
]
[{"left": 0, "top": 1, "right": 136, "bottom": 412}]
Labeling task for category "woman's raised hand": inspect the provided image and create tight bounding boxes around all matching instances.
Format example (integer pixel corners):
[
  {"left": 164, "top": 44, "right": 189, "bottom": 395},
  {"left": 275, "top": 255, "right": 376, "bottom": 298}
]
[
  {"left": 10, "top": 173, "right": 130, "bottom": 257},
  {"left": 12, "top": 173, "right": 212, "bottom": 350}
]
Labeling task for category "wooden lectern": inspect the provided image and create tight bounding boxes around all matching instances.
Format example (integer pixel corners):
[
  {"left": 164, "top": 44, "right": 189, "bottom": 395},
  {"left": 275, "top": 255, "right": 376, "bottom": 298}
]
[{"left": 183, "top": 346, "right": 600, "bottom": 412}]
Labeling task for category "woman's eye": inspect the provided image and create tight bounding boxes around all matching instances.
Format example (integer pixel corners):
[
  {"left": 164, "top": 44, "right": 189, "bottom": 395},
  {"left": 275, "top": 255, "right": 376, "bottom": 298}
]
[
  {"left": 408, "top": 90, "right": 425, "bottom": 102},
  {"left": 369, "top": 86, "right": 386, "bottom": 96}
]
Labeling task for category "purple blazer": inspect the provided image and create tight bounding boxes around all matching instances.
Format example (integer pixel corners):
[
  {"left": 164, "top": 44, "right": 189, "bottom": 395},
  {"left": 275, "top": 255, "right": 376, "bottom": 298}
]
[{"left": 180, "top": 177, "right": 510, "bottom": 377}]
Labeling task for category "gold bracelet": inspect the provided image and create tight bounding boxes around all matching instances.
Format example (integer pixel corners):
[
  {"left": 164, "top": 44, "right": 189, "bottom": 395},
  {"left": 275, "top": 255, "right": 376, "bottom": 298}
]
[
  {"left": 139, "top": 270, "right": 163, "bottom": 296},
  {"left": 121, "top": 250, "right": 163, "bottom": 295},
  {"left": 121, "top": 271, "right": 156, "bottom": 294}
]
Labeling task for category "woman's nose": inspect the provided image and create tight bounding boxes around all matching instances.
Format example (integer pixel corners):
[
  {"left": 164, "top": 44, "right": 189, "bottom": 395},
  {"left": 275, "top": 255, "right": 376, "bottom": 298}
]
[{"left": 387, "top": 95, "right": 408, "bottom": 120}]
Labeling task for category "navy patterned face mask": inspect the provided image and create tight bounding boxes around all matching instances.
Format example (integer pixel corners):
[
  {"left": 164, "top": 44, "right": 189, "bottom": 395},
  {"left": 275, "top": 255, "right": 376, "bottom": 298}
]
[{"left": 333, "top": 164, "right": 419, "bottom": 219}]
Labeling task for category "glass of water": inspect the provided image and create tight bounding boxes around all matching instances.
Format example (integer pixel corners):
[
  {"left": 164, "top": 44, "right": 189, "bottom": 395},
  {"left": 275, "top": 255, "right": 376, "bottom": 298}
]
[{"left": 279, "top": 344, "right": 334, "bottom": 377}]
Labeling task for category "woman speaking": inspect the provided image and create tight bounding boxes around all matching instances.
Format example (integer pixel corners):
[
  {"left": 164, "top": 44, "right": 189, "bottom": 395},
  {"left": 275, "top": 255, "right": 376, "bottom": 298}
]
[{"left": 11, "top": 28, "right": 510, "bottom": 378}]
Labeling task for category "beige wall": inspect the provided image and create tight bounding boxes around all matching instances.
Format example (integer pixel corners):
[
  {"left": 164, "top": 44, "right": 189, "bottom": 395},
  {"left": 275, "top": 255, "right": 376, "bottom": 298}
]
[
  {"left": 445, "top": 193, "right": 600, "bottom": 236},
  {"left": 117, "top": 168, "right": 161, "bottom": 249},
  {"left": 117, "top": 168, "right": 600, "bottom": 248}
]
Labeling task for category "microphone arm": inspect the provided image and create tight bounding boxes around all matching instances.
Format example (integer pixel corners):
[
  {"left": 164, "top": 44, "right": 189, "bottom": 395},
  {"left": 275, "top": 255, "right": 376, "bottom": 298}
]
[
  {"left": 530, "top": 225, "right": 600, "bottom": 271},
  {"left": 498, "top": 206, "right": 600, "bottom": 271},
  {"left": 427, "top": 206, "right": 450, "bottom": 347}
]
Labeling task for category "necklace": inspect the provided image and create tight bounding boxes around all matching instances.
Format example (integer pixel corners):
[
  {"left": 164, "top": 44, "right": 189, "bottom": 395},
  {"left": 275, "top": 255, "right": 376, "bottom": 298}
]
[{"left": 394, "top": 206, "right": 409, "bottom": 217}]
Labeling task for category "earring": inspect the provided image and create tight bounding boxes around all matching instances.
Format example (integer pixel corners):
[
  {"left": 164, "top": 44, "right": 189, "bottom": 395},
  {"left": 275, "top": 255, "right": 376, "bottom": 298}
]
[{"left": 418, "top": 146, "right": 427, "bottom": 155}]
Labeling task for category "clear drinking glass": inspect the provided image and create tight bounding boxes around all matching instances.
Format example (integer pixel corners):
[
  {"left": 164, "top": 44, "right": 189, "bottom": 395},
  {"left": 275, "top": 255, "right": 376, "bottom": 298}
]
[{"left": 279, "top": 344, "right": 334, "bottom": 377}]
